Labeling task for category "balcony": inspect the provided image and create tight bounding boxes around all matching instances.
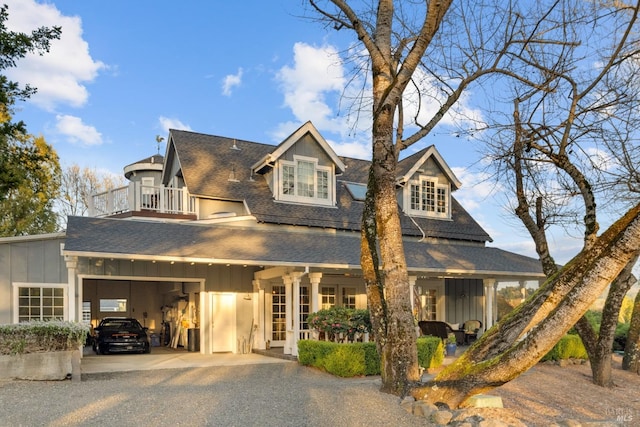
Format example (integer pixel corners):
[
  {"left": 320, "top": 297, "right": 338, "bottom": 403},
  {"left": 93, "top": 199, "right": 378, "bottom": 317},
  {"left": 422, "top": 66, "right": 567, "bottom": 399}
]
[{"left": 89, "top": 183, "right": 197, "bottom": 218}]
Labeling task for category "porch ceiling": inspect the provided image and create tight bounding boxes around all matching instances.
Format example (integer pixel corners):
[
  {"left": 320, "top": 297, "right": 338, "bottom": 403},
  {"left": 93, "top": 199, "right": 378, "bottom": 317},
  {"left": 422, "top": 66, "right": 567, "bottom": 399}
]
[{"left": 63, "top": 216, "right": 544, "bottom": 280}]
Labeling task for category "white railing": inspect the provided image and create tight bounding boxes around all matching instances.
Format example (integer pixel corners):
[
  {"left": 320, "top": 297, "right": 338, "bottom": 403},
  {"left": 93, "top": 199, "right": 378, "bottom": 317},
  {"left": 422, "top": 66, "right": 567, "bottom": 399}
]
[{"left": 89, "top": 183, "right": 197, "bottom": 217}]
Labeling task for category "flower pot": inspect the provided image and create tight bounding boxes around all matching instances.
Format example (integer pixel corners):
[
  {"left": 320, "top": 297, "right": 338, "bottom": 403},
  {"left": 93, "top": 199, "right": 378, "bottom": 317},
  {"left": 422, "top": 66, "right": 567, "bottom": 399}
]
[{"left": 445, "top": 343, "right": 457, "bottom": 356}]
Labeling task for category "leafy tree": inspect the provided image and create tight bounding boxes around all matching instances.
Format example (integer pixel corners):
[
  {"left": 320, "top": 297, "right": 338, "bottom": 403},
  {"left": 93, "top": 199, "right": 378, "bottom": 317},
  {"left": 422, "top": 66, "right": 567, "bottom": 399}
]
[
  {"left": 0, "top": 4, "right": 62, "bottom": 236},
  {"left": 56, "top": 164, "right": 125, "bottom": 229},
  {"left": 307, "top": 0, "right": 640, "bottom": 404}
]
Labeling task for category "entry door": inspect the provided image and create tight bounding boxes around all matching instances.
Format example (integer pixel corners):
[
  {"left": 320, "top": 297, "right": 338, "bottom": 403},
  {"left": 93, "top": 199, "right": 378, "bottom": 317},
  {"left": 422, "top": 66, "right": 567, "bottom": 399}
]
[{"left": 209, "top": 292, "right": 235, "bottom": 352}]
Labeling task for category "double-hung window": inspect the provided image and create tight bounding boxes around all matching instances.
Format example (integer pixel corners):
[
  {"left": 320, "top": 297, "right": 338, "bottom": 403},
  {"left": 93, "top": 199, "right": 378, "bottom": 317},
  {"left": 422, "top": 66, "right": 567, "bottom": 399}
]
[
  {"left": 407, "top": 176, "right": 450, "bottom": 218},
  {"left": 279, "top": 156, "right": 332, "bottom": 205}
]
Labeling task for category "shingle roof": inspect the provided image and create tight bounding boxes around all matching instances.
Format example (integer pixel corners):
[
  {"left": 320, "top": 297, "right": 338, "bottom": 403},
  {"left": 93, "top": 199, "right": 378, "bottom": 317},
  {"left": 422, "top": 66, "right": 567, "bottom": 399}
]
[
  {"left": 168, "top": 129, "right": 492, "bottom": 243},
  {"left": 64, "top": 216, "right": 543, "bottom": 278}
]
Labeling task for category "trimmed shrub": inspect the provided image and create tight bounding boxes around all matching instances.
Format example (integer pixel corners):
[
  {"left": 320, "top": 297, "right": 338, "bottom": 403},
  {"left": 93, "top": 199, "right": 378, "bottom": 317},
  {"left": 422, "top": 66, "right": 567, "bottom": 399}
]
[
  {"left": 297, "top": 339, "right": 336, "bottom": 367},
  {"left": 0, "top": 321, "right": 89, "bottom": 355},
  {"left": 323, "top": 344, "right": 366, "bottom": 377},
  {"left": 542, "top": 334, "right": 588, "bottom": 361},
  {"left": 298, "top": 340, "right": 380, "bottom": 376},
  {"left": 417, "top": 336, "right": 444, "bottom": 369}
]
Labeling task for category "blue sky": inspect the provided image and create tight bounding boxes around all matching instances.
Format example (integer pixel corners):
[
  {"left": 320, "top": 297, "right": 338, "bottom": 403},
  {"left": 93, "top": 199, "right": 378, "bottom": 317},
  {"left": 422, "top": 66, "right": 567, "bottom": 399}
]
[{"left": 5, "top": 0, "right": 587, "bottom": 265}]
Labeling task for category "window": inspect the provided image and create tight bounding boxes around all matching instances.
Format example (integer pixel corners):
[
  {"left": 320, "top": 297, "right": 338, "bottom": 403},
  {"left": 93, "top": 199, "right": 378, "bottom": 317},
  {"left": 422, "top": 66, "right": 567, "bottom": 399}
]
[
  {"left": 271, "top": 285, "right": 286, "bottom": 341},
  {"left": 321, "top": 287, "right": 336, "bottom": 310},
  {"left": 300, "top": 286, "right": 310, "bottom": 334},
  {"left": 15, "top": 284, "right": 66, "bottom": 322},
  {"left": 407, "top": 176, "right": 449, "bottom": 218},
  {"left": 82, "top": 301, "right": 91, "bottom": 323},
  {"left": 278, "top": 156, "right": 333, "bottom": 206},
  {"left": 99, "top": 299, "right": 127, "bottom": 312},
  {"left": 421, "top": 289, "right": 437, "bottom": 321},
  {"left": 342, "top": 287, "right": 356, "bottom": 309}
]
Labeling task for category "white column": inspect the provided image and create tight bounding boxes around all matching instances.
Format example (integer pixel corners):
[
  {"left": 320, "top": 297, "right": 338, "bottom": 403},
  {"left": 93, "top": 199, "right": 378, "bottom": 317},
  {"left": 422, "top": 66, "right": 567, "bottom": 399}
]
[
  {"left": 290, "top": 272, "right": 304, "bottom": 357},
  {"left": 309, "top": 272, "right": 322, "bottom": 314},
  {"left": 65, "top": 256, "right": 78, "bottom": 322},
  {"left": 252, "top": 280, "right": 266, "bottom": 350},
  {"left": 283, "top": 275, "right": 293, "bottom": 355},
  {"left": 408, "top": 275, "right": 417, "bottom": 318},
  {"left": 484, "top": 278, "right": 496, "bottom": 331},
  {"left": 519, "top": 280, "right": 527, "bottom": 304}
]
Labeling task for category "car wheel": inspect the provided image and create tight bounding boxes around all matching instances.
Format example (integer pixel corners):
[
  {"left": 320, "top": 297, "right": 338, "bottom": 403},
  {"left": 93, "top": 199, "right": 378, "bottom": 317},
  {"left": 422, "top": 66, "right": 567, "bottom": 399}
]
[{"left": 144, "top": 344, "right": 151, "bottom": 354}]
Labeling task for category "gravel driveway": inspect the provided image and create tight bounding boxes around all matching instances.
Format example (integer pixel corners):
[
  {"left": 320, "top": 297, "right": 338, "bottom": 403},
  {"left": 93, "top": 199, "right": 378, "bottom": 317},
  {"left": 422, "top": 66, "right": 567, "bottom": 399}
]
[{"left": 0, "top": 362, "right": 431, "bottom": 426}]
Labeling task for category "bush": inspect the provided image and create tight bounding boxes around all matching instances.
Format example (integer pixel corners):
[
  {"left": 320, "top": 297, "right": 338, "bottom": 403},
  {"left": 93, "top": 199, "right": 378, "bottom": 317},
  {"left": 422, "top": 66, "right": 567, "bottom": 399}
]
[
  {"left": 323, "top": 345, "right": 366, "bottom": 377},
  {"left": 417, "top": 336, "right": 444, "bottom": 369},
  {"left": 298, "top": 340, "right": 381, "bottom": 376},
  {"left": 0, "top": 321, "right": 89, "bottom": 355},
  {"left": 307, "top": 307, "right": 371, "bottom": 342},
  {"left": 542, "top": 334, "right": 588, "bottom": 361},
  {"left": 298, "top": 337, "right": 445, "bottom": 377}
]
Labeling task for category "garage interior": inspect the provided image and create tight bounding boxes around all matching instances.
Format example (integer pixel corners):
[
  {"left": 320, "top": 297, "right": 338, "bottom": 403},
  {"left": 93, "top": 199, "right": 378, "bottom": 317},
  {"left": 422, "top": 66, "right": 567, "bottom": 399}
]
[{"left": 83, "top": 279, "right": 201, "bottom": 351}]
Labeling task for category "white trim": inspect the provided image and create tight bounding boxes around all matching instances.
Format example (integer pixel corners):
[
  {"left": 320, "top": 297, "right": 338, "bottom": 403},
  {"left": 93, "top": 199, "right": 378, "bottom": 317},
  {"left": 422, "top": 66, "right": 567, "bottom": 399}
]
[
  {"left": 399, "top": 145, "right": 461, "bottom": 190},
  {"left": 276, "top": 155, "right": 334, "bottom": 206},
  {"left": 404, "top": 176, "right": 451, "bottom": 219}
]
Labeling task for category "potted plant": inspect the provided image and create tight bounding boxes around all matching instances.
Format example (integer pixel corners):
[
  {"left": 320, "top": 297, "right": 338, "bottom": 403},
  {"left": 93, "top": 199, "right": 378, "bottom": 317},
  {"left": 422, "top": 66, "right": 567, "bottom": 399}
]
[{"left": 445, "top": 332, "right": 457, "bottom": 356}]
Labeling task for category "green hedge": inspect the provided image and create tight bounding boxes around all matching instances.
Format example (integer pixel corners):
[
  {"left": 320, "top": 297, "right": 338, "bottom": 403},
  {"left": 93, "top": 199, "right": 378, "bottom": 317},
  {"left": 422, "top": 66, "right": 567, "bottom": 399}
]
[
  {"left": 297, "top": 336, "right": 443, "bottom": 377},
  {"left": 417, "top": 336, "right": 444, "bottom": 369},
  {"left": 0, "top": 321, "right": 89, "bottom": 355},
  {"left": 541, "top": 334, "right": 588, "bottom": 362}
]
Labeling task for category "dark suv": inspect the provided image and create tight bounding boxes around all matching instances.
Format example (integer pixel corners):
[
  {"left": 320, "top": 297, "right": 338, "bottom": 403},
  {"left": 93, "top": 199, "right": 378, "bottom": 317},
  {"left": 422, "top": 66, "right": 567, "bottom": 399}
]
[{"left": 92, "top": 317, "right": 151, "bottom": 354}]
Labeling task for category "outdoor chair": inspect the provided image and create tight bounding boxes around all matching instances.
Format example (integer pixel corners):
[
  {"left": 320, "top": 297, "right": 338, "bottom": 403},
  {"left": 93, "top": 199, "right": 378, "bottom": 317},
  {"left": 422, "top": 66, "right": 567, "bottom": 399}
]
[
  {"left": 417, "top": 320, "right": 464, "bottom": 344},
  {"left": 462, "top": 319, "right": 482, "bottom": 344}
]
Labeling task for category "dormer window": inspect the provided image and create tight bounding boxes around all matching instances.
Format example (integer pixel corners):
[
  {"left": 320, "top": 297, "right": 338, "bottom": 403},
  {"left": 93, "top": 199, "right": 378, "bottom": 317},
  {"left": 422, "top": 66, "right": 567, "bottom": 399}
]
[
  {"left": 406, "top": 176, "right": 450, "bottom": 218},
  {"left": 278, "top": 155, "right": 333, "bottom": 206}
]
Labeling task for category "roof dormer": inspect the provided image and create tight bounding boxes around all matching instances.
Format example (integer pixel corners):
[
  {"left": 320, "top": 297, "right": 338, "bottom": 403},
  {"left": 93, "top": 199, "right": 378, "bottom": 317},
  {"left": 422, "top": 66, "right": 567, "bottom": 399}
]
[
  {"left": 251, "top": 122, "right": 345, "bottom": 207},
  {"left": 397, "top": 145, "right": 461, "bottom": 220}
]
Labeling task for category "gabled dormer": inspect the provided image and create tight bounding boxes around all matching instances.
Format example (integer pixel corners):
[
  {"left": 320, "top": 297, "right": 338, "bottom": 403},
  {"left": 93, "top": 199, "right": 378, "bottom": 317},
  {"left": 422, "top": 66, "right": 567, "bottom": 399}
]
[
  {"left": 251, "top": 122, "right": 346, "bottom": 207},
  {"left": 397, "top": 145, "right": 461, "bottom": 220}
]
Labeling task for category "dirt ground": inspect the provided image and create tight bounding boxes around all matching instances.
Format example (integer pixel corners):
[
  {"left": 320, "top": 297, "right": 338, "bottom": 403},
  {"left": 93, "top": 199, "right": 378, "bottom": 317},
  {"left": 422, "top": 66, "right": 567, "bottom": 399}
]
[{"left": 464, "top": 355, "right": 640, "bottom": 426}]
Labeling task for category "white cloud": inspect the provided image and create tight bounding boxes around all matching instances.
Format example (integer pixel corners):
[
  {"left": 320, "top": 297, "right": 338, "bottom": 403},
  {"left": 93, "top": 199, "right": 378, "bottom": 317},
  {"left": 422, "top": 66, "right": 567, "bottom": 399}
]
[
  {"left": 55, "top": 115, "right": 102, "bottom": 145},
  {"left": 159, "top": 116, "right": 192, "bottom": 134},
  {"left": 222, "top": 68, "right": 243, "bottom": 96},
  {"left": 4, "top": 0, "right": 106, "bottom": 111},
  {"left": 276, "top": 42, "right": 348, "bottom": 133}
]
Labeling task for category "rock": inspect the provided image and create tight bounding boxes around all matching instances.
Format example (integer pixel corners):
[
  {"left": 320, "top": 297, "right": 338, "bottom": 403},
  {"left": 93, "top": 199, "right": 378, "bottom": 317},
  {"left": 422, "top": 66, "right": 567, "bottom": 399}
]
[
  {"left": 413, "top": 401, "right": 438, "bottom": 417},
  {"left": 431, "top": 409, "right": 453, "bottom": 425},
  {"left": 400, "top": 396, "right": 415, "bottom": 414}
]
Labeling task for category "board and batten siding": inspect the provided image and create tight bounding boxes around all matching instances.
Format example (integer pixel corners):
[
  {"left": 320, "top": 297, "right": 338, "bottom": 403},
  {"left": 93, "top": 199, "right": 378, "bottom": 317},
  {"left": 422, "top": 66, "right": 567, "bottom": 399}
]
[
  {"left": 444, "top": 278, "right": 484, "bottom": 328},
  {"left": 0, "top": 235, "right": 67, "bottom": 324}
]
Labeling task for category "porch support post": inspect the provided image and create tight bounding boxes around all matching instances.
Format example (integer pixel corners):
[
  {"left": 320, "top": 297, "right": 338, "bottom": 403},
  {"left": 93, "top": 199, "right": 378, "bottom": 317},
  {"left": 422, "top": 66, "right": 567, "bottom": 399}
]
[
  {"left": 253, "top": 280, "right": 266, "bottom": 350},
  {"left": 309, "top": 272, "right": 322, "bottom": 340},
  {"left": 309, "top": 272, "right": 322, "bottom": 314},
  {"left": 408, "top": 275, "right": 417, "bottom": 319},
  {"left": 289, "top": 272, "right": 304, "bottom": 357},
  {"left": 519, "top": 280, "right": 527, "bottom": 304},
  {"left": 484, "top": 278, "right": 496, "bottom": 331},
  {"left": 65, "top": 256, "right": 78, "bottom": 323},
  {"left": 283, "top": 275, "right": 293, "bottom": 355}
]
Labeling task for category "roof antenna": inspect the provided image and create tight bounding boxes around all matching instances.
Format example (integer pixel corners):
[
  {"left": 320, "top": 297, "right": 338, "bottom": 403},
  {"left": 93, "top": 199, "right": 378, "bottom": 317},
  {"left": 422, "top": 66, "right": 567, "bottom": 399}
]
[{"left": 231, "top": 138, "right": 240, "bottom": 150}]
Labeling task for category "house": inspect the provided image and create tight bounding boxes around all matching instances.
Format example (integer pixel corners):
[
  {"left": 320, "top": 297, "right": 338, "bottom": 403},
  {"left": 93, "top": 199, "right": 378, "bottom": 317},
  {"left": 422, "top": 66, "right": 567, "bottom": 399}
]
[{"left": 0, "top": 121, "right": 544, "bottom": 356}]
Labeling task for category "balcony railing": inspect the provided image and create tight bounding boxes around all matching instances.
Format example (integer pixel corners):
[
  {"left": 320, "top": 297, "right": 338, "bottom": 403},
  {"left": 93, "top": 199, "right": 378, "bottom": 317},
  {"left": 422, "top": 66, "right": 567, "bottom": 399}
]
[{"left": 89, "top": 183, "right": 197, "bottom": 217}]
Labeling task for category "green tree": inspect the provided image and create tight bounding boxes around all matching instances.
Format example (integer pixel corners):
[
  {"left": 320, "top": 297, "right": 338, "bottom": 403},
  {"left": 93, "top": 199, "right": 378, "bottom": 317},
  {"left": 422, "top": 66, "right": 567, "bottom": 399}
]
[{"left": 0, "top": 4, "right": 62, "bottom": 236}]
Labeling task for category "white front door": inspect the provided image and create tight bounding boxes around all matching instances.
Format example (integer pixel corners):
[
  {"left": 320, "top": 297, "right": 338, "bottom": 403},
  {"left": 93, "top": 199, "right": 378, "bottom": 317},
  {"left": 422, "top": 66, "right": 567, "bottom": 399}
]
[{"left": 209, "top": 292, "right": 235, "bottom": 353}]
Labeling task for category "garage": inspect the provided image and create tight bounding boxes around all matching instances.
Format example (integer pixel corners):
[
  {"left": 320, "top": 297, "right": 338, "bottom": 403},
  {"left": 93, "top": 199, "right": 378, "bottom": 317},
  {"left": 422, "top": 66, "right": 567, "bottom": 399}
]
[{"left": 83, "top": 278, "right": 203, "bottom": 352}]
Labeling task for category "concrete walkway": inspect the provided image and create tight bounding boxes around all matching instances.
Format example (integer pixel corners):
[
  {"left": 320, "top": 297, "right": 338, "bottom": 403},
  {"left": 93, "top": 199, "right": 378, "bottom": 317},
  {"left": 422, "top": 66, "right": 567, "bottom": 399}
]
[{"left": 81, "top": 345, "right": 291, "bottom": 375}]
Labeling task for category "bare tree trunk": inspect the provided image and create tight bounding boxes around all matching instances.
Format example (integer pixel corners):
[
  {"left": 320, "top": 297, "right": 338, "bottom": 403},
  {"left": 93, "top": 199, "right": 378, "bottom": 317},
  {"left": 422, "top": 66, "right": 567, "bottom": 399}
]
[
  {"left": 410, "top": 203, "right": 640, "bottom": 408},
  {"left": 623, "top": 288, "right": 640, "bottom": 374}
]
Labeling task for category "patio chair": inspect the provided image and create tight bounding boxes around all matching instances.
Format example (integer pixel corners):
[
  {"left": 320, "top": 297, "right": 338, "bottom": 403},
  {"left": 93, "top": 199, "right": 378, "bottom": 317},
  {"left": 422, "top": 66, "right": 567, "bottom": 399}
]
[{"left": 462, "top": 319, "right": 482, "bottom": 344}]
